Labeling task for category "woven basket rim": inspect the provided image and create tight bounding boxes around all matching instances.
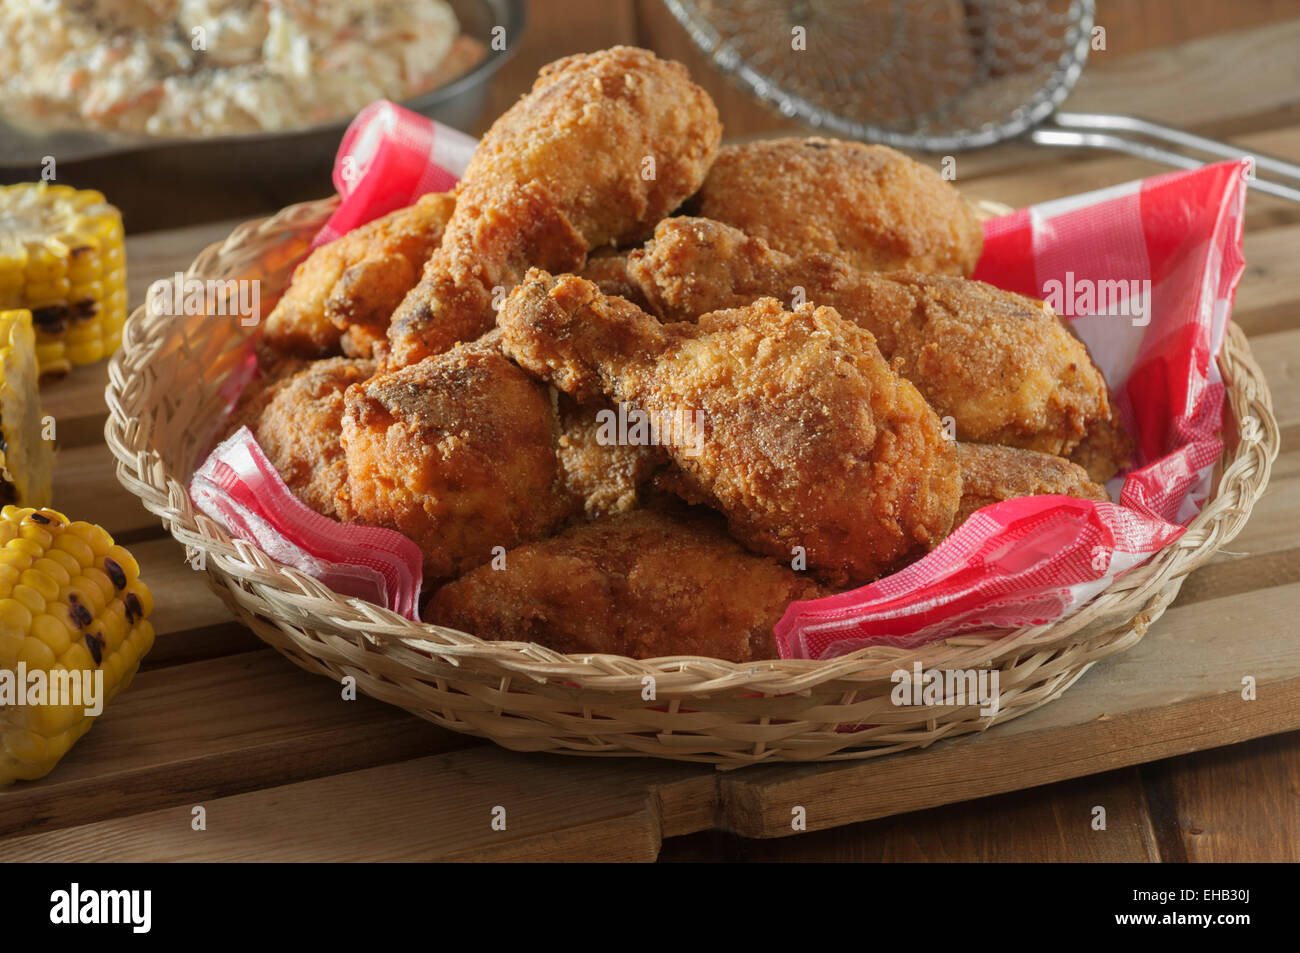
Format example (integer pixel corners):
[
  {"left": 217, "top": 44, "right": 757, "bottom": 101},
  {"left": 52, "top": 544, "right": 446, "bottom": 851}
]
[{"left": 103, "top": 195, "right": 1281, "bottom": 695}]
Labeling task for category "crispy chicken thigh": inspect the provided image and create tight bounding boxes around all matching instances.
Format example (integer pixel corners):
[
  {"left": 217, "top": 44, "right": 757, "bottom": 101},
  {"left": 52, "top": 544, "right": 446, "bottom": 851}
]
[
  {"left": 693, "top": 138, "right": 983, "bottom": 276},
  {"left": 261, "top": 191, "right": 455, "bottom": 360},
  {"left": 556, "top": 396, "right": 668, "bottom": 519},
  {"left": 628, "top": 217, "right": 1130, "bottom": 480},
  {"left": 220, "top": 356, "right": 374, "bottom": 518},
  {"left": 426, "top": 508, "right": 826, "bottom": 662},
  {"left": 954, "top": 443, "right": 1109, "bottom": 527},
  {"left": 497, "top": 270, "right": 961, "bottom": 587},
  {"left": 339, "top": 333, "right": 578, "bottom": 583}
]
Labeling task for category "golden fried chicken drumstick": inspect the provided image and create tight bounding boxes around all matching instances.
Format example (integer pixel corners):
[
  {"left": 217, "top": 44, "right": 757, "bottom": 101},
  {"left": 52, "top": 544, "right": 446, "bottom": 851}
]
[
  {"left": 220, "top": 357, "right": 374, "bottom": 519},
  {"left": 385, "top": 46, "right": 722, "bottom": 368},
  {"left": 339, "top": 333, "right": 579, "bottom": 583},
  {"left": 261, "top": 191, "right": 456, "bottom": 360},
  {"left": 954, "top": 443, "right": 1109, "bottom": 528},
  {"left": 426, "top": 508, "right": 826, "bottom": 662},
  {"left": 628, "top": 217, "right": 1130, "bottom": 481},
  {"left": 693, "top": 138, "right": 983, "bottom": 276},
  {"left": 498, "top": 270, "right": 961, "bottom": 588}
]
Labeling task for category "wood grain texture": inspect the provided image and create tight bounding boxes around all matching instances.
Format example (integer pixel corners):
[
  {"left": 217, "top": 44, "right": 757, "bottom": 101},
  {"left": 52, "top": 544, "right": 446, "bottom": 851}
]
[
  {"left": 5, "top": 572, "right": 1297, "bottom": 857},
  {"left": 1068, "top": 17, "right": 1300, "bottom": 132},
  {"left": 700, "top": 581, "right": 1300, "bottom": 841},
  {"left": 1141, "top": 733, "right": 1300, "bottom": 862},
  {"left": 661, "top": 767, "right": 1161, "bottom": 862},
  {"left": 1094, "top": 0, "right": 1300, "bottom": 56},
  {"left": 0, "top": 746, "right": 712, "bottom": 862},
  {"left": 0, "top": 650, "right": 481, "bottom": 842}
]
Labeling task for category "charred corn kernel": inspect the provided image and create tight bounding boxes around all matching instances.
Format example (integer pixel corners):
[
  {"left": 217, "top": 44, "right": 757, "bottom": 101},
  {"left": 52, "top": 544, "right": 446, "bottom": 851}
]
[
  {"left": 0, "top": 183, "right": 126, "bottom": 380},
  {"left": 0, "top": 506, "right": 154, "bottom": 784},
  {"left": 103, "top": 545, "right": 139, "bottom": 582},
  {"left": 0, "top": 311, "right": 54, "bottom": 508},
  {"left": 125, "top": 580, "right": 153, "bottom": 619}
]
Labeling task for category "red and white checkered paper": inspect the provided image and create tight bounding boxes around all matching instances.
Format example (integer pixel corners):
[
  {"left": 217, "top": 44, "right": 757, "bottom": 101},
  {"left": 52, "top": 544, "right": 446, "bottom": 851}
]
[
  {"left": 313, "top": 100, "right": 476, "bottom": 248},
  {"left": 190, "top": 101, "right": 1250, "bottom": 653},
  {"left": 192, "top": 427, "right": 425, "bottom": 620},
  {"left": 778, "top": 159, "right": 1249, "bottom": 658}
]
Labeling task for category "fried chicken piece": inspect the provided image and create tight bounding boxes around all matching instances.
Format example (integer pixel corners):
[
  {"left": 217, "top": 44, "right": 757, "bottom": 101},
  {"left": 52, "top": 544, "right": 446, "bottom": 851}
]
[
  {"left": 426, "top": 508, "right": 826, "bottom": 661},
  {"left": 1066, "top": 417, "right": 1135, "bottom": 488},
  {"left": 498, "top": 270, "right": 961, "bottom": 587},
  {"left": 954, "top": 443, "right": 1109, "bottom": 527},
  {"left": 261, "top": 191, "right": 456, "bottom": 361},
  {"left": 628, "top": 217, "right": 1130, "bottom": 479},
  {"left": 339, "top": 333, "right": 579, "bottom": 583},
  {"left": 693, "top": 138, "right": 983, "bottom": 276},
  {"left": 577, "top": 248, "right": 652, "bottom": 310},
  {"left": 385, "top": 46, "right": 722, "bottom": 367},
  {"left": 556, "top": 396, "right": 667, "bottom": 519},
  {"left": 220, "top": 357, "right": 374, "bottom": 518},
  {"left": 219, "top": 355, "right": 310, "bottom": 441}
]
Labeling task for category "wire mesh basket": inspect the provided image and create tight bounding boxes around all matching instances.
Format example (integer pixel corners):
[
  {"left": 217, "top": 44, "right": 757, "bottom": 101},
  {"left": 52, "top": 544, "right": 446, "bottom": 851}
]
[{"left": 664, "top": 0, "right": 1300, "bottom": 200}]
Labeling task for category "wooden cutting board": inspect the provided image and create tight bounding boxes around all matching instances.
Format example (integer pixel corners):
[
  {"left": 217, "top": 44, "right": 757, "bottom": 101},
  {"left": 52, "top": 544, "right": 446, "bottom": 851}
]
[{"left": 2, "top": 14, "right": 1300, "bottom": 862}]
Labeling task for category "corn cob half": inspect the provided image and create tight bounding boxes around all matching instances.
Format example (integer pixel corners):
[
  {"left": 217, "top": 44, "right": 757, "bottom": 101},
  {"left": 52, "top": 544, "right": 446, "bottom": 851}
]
[
  {"left": 0, "top": 506, "right": 155, "bottom": 784},
  {"left": 0, "top": 182, "right": 127, "bottom": 381},
  {"left": 0, "top": 309, "right": 54, "bottom": 508}
]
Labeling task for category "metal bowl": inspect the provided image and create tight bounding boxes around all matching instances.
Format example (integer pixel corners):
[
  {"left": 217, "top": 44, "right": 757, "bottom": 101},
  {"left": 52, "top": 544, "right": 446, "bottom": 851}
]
[{"left": 0, "top": 0, "right": 524, "bottom": 175}]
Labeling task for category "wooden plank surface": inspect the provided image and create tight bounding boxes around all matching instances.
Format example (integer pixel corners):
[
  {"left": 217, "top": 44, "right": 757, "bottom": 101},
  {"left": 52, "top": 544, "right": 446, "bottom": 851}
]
[
  {"left": 6, "top": 570, "right": 1299, "bottom": 859},
  {"left": 1140, "top": 733, "right": 1300, "bottom": 862},
  {"left": 2, "top": 4, "right": 1299, "bottom": 862},
  {"left": 661, "top": 767, "right": 1163, "bottom": 862},
  {"left": 0, "top": 747, "right": 715, "bottom": 862}
]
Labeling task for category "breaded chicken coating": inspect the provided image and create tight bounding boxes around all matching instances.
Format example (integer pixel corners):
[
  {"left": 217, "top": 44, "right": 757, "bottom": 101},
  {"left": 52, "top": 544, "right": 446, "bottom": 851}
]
[
  {"left": 498, "top": 270, "right": 961, "bottom": 587},
  {"left": 955, "top": 443, "right": 1109, "bottom": 528},
  {"left": 386, "top": 46, "right": 722, "bottom": 367},
  {"left": 221, "top": 357, "right": 374, "bottom": 518},
  {"left": 339, "top": 334, "right": 579, "bottom": 583},
  {"left": 628, "top": 217, "right": 1130, "bottom": 480},
  {"left": 426, "top": 508, "right": 826, "bottom": 662},
  {"left": 261, "top": 191, "right": 455, "bottom": 360},
  {"left": 577, "top": 248, "right": 653, "bottom": 311},
  {"left": 693, "top": 138, "right": 983, "bottom": 276},
  {"left": 556, "top": 396, "right": 667, "bottom": 519}
]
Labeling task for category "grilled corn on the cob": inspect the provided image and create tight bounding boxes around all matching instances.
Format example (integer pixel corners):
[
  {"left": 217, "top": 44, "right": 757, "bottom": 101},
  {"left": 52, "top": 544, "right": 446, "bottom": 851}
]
[
  {"left": 0, "top": 506, "right": 154, "bottom": 784},
  {"left": 0, "top": 309, "right": 54, "bottom": 508},
  {"left": 0, "top": 182, "right": 127, "bottom": 380}
]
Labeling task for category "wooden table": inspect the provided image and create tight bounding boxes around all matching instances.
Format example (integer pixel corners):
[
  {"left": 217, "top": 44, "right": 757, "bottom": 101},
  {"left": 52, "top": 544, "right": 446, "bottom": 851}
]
[{"left": 2, "top": 2, "right": 1300, "bottom": 862}]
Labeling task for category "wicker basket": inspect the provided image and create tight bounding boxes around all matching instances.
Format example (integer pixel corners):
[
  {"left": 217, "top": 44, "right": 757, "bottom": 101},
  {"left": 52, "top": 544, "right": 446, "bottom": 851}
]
[{"left": 105, "top": 196, "right": 1279, "bottom": 767}]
